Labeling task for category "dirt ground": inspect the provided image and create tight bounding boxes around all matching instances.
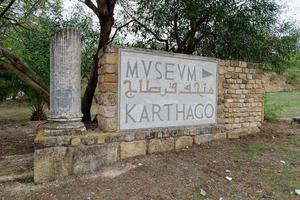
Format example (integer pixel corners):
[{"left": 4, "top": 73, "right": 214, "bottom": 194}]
[
  {"left": 0, "top": 118, "right": 42, "bottom": 157},
  {"left": 0, "top": 120, "right": 299, "bottom": 200}
]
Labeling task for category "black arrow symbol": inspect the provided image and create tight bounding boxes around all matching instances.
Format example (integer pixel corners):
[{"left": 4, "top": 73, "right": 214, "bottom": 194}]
[{"left": 202, "top": 69, "right": 213, "bottom": 78}]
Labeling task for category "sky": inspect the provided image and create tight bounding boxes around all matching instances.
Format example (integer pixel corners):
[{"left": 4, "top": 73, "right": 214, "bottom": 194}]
[
  {"left": 279, "top": 0, "right": 300, "bottom": 24},
  {"left": 63, "top": 0, "right": 300, "bottom": 25}
]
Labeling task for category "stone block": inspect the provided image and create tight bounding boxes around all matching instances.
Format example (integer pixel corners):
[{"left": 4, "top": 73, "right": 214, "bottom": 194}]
[
  {"left": 34, "top": 136, "right": 57, "bottom": 149},
  {"left": 227, "top": 132, "right": 240, "bottom": 139},
  {"left": 98, "top": 83, "right": 117, "bottom": 93},
  {"left": 82, "top": 135, "right": 97, "bottom": 145},
  {"left": 123, "top": 132, "right": 136, "bottom": 142},
  {"left": 218, "top": 60, "right": 226, "bottom": 66},
  {"left": 227, "top": 66, "right": 234, "bottom": 72},
  {"left": 71, "top": 137, "right": 81, "bottom": 146},
  {"left": 181, "top": 128, "right": 197, "bottom": 136},
  {"left": 235, "top": 67, "right": 242, "bottom": 72},
  {"left": 105, "top": 46, "right": 118, "bottom": 53},
  {"left": 213, "top": 132, "right": 227, "bottom": 140},
  {"left": 34, "top": 147, "right": 74, "bottom": 183},
  {"left": 175, "top": 136, "right": 193, "bottom": 150},
  {"left": 225, "top": 60, "right": 231, "bottom": 66},
  {"left": 97, "top": 115, "right": 117, "bottom": 132},
  {"left": 98, "top": 105, "right": 117, "bottom": 118},
  {"left": 98, "top": 64, "right": 117, "bottom": 74},
  {"left": 99, "top": 74, "right": 117, "bottom": 83},
  {"left": 101, "top": 53, "right": 118, "bottom": 65},
  {"left": 97, "top": 132, "right": 119, "bottom": 144},
  {"left": 218, "top": 66, "right": 225, "bottom": 74},
  {"left": 230, "top": 60, "right": 239, "bottom": 66},
  {"left": 239, "top": 61, "right": 247, "bottom": 68},
  {"left": 148, "top": 138, "right": 175, "bottom": 154},
  {"left": 135, "top": 132, "right": 146, "bottom": 140},
  {"left": 120, "top": 140, "right": 146, "bottom": 159},
  {"left": 95, "top": 92, "right": 117, "bottom": 106},
  {"left": 73, "top": 143, "right": 119, "bottom": 175},
  {"left": 194, "top": 134, "right": 213, "bottom": 144}
]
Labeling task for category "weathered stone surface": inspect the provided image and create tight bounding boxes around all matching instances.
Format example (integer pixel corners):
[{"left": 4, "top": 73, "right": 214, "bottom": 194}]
[
  {"left": 71, "top": 137, "right": 81, "bottom": 146},
  {"left": 148, "top": 138, "right": 174, "bottom": 154},
  {"left": 98, "top": 105, "right": 117, "bottom": 118},
  {"left": 98, "top": 64, "right": 117, "bottom": 74},
  {"left": 175, "top": 136, "right": 193, "bottom": 150},
  {"left": 34, "top": 147, "right": 73, "bottom": 183},
  {"left": 95, "top": 92, "right": 117, "bottom": 106},
  {"left": 34, "top": 136, "right": 57, "bottom": 149},
  {"left": 120, "top": 141, "right": 146, "bottom": 159},
  {"left": 213, "top": 132, "right": 227, "bottom": 140},
  {"left": 81, "top": 135, "right": 97, "bottom": 145},
  {"left": 101, "top": 53, "right": 118, "bottom": 65},
  {"left": 73, "top": 143, "right": 119, "bottom": 175},
  {"left": 135, "top": 132, "right": 146, "bottom": 140},
  {"left": 96, "top": 132, "right": 119, "bottom": 144},
  {"left": 97, "top": 115, "right": 117, "bottom": 132},
  {"left": 56, "top": 136, "right": 71, "bottom": 146},
  {"left": 99, "top": 74, "right": 117, "bottom": 83},
  {"left": 98, "top": 83, "right": 117, "bottom": 93},
  {"left": 194, "top": 134, "right": 213, "bottom": 144},
  {"left": 46, "top": 29, "right": 85, "bottom": 132},
  {"left": 227, "top": 131, "right": 240, "bottom": 139}
]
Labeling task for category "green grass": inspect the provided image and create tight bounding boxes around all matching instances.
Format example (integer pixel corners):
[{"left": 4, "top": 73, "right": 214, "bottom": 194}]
[
  {"left": 264, "top": 89, "right": 300, "bottom": 118},
  {"left": 227, "top": 135, "right": 300, "bottom": 200},
  {"left": 0, "top": 101, "right": 31, "bottom": 120},
  {"left": 228, "top": 142, "right": 274, "bottom": 159},
  {"left": 264, "top": 136, "right": 300, "bottom": 200}
]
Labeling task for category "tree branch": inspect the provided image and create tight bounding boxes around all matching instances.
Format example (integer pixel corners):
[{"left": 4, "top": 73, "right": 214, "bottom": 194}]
[
  {"left": 97, "top": 0, "right": 108, "bottom": 16},
  {"left": 173, "top": 12, "right": 182, "bottom": 52},
  {"left": 83, "top": 0, "right": 100, "bottom": 18},
  {"left": 0, "top": 0, "right": 15, "bottom": 18},
  {"left": 0, "top": 45, "right": 49, "bottom": 105},
  {"left": 108, "top": 19, "right": 134, "bottom": 44},
  {"left": 133, "top": 18, "right": 169, "bottom": 51},
  {"left": 120, "top": 4, "right": 169, "bottom": 51},
  {"left": 1, "top": 16, "right": 28, "bottom": 29}
]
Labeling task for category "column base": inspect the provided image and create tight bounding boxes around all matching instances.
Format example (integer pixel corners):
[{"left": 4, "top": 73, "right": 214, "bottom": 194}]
[{"left": 43, "top": 120, "right": 86, "bottom": 136}]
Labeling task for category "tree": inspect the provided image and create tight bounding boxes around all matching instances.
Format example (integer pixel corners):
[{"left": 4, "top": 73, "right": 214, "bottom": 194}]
[
  {"left": 0, "top": 0, "right": 50, "bottom": 105},
  {"left": 1, "top": 0, "right": 99, "bottom": 120},
  {"left": 120, "top": 0, "right": 299, "bottom": 70},
  {"left": 1, "top": 0, "right": 134, "bottom": 122},
  {"left": 81, "top": 0, "right": 117, "bottom": 121}
]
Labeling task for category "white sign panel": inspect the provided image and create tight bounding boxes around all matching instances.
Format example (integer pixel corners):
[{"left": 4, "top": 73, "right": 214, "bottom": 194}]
[{"left": 118, "top": 49, "right": 217, "bottom": 131}]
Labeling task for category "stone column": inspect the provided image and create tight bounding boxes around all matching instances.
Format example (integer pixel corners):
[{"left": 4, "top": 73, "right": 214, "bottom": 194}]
[{"left": 44, "top": 28, "right": 85, "bottom": 134}]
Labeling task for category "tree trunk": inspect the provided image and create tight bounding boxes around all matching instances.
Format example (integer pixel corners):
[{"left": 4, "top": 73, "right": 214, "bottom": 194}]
[
  {"left": 0, "top": 45, "right": 50, "bottom": 105},
  {"left": 81, "top": 16, "right": 114, "bottom": 121}
]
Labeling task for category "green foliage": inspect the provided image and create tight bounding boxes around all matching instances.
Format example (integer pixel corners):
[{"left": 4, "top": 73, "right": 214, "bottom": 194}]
[
  {"left": 270, "top": 74, "right": 277, "bottom": 82},
  {"left": 284, "top": 53, "right": 300, "bottom": 83},
  {"left": 286, "top": 71, "right": 300, "bottom": 84},
  {"left": 20, "top": 120, "right": 29, "bottom": 126},
  {"left": 263, "top": 93, "right": 284, "bottom": 121},
  {"left": 0, "top": 70, "right": 23, "bottom": 101},
  {"left": 120, "top": 0, "right": 300, "bottom": 70},
  {"left": 25, "top": 89, "right": 47, "bottom": 120},
  {"left": 1, "top": 0, "right": 99, "bottom": 121}
]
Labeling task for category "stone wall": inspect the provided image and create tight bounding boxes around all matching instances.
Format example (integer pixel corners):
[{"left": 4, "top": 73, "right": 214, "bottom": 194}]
[
  {"left": 34, "top": 46, "right": 263, "bottom": 183},
  {"left": 95, "top": 47, "right": 263, "bottom": 136}
]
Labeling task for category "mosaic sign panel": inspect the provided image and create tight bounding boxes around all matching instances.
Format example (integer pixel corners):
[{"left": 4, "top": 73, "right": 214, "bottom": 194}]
[{"left": 118, "top": 49, "right": 217, "bottom": 130}]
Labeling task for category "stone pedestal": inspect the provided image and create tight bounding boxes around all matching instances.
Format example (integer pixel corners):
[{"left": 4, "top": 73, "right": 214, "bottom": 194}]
[{"left": 44, "top": 28, "right": 85, "bottom": 134}]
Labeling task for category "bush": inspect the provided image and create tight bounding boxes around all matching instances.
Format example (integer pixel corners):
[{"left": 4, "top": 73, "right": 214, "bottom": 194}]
[
  {"left": 263, "top": 94, "right": 284, "bottom": 121},
  {"left": 286, "top": 70, "right": 300, "bottom": 84},
  {"left": 264, "top": 103, "right": 284, "bottom": 121}
]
